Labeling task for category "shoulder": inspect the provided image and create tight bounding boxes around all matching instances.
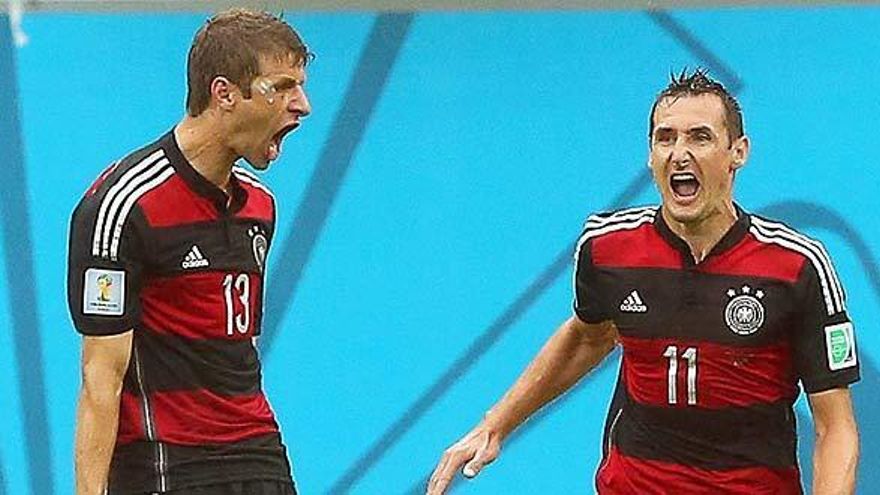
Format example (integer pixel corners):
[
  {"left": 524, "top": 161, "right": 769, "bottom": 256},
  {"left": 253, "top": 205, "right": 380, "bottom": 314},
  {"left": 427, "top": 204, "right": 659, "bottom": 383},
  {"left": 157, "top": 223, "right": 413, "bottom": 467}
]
[
  {"left": 79, "top": 138, "right": 173, "bottom": 205},
  {"left": 72, "top": 137, "right": 176, "bottom": 260},
  {"left": 579, "top": 205, "right": 658, "bottom": 242},
  {"left": 747, "top": 213, "right": 837, "bottom": 266},
  {"left": 747, "top": 213, "right": 846, "bottom": 314},
  {"left": 232, "top": 166, "right": 276, "bottom": 205},
  {"left": 573, "top": 205, "right": 659, "bottom": 264}
]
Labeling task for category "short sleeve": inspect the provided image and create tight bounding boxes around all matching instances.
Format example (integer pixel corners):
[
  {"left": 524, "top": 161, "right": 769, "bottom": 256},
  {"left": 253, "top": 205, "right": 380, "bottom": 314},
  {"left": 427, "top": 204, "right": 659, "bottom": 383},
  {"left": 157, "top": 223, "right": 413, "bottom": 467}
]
[
  {"left": 67, "top": 195, "right": 145, "bottom": 336},
  {"left": 791, "top": 256, "right": 860, "bottom": 394},
  {"left": 573, "top": 233, "right": 608, "bottom": 324}
]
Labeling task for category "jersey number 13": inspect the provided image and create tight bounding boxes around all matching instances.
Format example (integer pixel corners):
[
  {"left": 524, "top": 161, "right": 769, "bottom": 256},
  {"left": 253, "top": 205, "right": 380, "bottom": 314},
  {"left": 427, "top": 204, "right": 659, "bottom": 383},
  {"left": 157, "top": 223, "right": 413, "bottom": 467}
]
[{"left": 223, "top": 273, "right": 251, "bottom": 336}]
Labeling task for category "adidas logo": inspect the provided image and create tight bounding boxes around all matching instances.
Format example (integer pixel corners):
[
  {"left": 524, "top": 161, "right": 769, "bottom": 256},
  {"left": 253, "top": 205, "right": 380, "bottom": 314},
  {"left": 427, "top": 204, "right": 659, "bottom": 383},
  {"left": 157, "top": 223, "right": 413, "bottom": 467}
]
[
  {"left": 181, "top": 245, "right": 210, "bottom": 269},
  {"left": 619, "top": 290, "right": 648, "bottom": 313}
]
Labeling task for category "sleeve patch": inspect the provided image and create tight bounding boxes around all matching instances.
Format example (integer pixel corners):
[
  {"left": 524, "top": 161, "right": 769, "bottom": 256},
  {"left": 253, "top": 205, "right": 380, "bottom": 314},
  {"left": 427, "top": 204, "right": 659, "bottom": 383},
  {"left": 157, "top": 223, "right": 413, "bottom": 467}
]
[
  {"left": 83, "top": 268, "right": 126, "bottom": 316},
  {"left": 825, "top": 322, "right": 857, "bottom": 371}
]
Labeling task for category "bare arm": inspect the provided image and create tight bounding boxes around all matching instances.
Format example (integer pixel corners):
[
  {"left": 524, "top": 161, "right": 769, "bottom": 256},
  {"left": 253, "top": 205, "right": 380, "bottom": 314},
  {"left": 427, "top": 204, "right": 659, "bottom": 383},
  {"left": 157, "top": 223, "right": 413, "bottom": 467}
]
[
  {"left": 809, "top": 387, "right": 858, "bottom": 495},
  {"left": 427, "top": 316, "right": 618, "bottom": 495},
  {"left": 75, "top": 331, "right": 133, "bottom": 495}
]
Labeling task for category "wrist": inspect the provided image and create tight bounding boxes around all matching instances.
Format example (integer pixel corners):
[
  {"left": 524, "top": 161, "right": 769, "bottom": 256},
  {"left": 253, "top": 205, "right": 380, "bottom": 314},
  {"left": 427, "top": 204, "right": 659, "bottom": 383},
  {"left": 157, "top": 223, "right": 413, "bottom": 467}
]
[{"left": 480, "top": 408, "right": 514, "bottom": 442}]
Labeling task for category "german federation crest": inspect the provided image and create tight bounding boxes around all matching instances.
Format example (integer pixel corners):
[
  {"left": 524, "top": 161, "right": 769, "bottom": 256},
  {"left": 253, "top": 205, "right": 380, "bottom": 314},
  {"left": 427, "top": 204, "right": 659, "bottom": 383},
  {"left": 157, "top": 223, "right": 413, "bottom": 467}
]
[
  {"left": 724, "top": 285, "right": 765, "bottom": 335},
  {"left": 248, "top": 225, "right": 268, "bottom": 272}
]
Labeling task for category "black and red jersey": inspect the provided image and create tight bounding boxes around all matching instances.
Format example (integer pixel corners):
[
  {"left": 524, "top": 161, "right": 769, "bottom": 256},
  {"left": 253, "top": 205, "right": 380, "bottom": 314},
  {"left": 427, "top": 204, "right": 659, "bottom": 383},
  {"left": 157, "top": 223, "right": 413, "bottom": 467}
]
[
  {"left": 67, "top": 130, "right": 291, "bottom": 492},
  {"left": 574, "top": 205, "right": 859, "bottom": 494}
]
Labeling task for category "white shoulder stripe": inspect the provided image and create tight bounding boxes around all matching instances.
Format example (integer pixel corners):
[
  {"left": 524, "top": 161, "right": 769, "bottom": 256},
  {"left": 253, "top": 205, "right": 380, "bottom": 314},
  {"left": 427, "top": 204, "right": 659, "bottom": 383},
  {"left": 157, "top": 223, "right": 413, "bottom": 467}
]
[
  {"left": 751, "top": 216, "right": 845, "bottom": 308},
  {"left": 749, "top": 223, "right": 843, "bottom": 316},
  {"left": 575, "top": 214, "right": 655, "bottom": 262},
  {"left": 233, "top": 167, "right": 275, "bottom": 202},
  {"left": 98, "top": 159, "right": 171, "bottom": 258},
  {"left": 586, "top": 209, "right": 656, "bottom": 230},
  {"left": 751, "top": 217, "right": 845, "bottom": 305},
  {"left": 231, "top": 165, "right": 260, "bottom": 181},
  {"left": 587, "top": 206, "right": 657, "bottom": 224},
  {"left": 108, "top": 165, "right": 175, "bottom": 260},
  {"left": 91, "top": 149, "right": 166, "bottom": 256}
]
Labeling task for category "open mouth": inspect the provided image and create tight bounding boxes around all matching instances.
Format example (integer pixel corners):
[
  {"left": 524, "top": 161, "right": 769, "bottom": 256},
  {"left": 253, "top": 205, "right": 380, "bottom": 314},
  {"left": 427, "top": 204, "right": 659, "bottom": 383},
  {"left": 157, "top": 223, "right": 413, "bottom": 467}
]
[
  {"left": 670, "top": 172, "right": 700, "bottom": 199},
  {"left": 267, "top": 122, "right": 300, "bottom": 161}
]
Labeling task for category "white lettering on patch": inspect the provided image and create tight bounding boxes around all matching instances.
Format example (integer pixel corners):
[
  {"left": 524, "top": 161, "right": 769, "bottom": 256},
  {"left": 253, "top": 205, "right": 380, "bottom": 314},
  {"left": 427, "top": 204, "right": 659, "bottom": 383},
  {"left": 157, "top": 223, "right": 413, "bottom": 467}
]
[{"left": 83, "top": 268, "right": 126, "bottom": 316}]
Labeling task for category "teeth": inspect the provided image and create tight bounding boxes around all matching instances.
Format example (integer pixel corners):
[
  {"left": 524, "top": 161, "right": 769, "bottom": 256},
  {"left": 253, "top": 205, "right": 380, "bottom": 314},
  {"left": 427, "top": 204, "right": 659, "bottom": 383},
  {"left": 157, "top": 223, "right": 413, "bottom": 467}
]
[{"left": 671, "top": 173, "right": 696, "bottom": 182}]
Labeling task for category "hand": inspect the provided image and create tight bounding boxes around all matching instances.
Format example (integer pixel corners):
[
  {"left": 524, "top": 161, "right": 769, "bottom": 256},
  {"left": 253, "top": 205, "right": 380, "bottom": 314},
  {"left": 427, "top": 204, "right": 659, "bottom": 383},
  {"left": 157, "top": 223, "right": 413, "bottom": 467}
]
[{"left": 426, "top": 425, "right": 502, "bottom": 495}]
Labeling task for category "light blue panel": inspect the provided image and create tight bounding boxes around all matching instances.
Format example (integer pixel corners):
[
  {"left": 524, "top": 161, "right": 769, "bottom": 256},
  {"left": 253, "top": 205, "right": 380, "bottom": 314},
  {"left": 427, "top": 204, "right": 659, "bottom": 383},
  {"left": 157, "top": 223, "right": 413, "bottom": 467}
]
[{"left": 6, "top": 5, "right": 879, "bottom": 495}]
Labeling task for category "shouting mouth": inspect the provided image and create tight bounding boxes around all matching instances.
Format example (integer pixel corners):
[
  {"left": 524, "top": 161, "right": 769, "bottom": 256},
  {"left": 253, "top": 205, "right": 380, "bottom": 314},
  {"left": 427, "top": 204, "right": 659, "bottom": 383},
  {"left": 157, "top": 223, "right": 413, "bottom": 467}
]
[
  {"left": 267, "top": 122, "right": 300, "bottom": 161},
  {"left": 670, "top": 172, "right": 700, "bottom": 201}
]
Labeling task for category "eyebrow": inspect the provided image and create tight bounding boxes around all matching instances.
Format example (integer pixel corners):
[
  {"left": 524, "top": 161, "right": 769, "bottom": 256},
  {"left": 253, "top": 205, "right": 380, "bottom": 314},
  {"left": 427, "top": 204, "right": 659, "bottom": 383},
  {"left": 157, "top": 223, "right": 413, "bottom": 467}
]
[
  {"left": 686, "top": 126, "right": 716, "bottom": 136},
  {"left": 269, "top": 74, "right": 305, "bottom": 89}
]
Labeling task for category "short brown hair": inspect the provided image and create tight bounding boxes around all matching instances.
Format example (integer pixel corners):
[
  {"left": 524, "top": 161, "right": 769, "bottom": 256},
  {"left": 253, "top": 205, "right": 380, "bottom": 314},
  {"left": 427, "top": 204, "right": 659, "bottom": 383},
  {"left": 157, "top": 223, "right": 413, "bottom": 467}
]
[
  {"left": 186, "top": 9, "right": 313, "bottom": 116},
  {"left": 648, "top": 68, "right": 744, "bottom": 147}
]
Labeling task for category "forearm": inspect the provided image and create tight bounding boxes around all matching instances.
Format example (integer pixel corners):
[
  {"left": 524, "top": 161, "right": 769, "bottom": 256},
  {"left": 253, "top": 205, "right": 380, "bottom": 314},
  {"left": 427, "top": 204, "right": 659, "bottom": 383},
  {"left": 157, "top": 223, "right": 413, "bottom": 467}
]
[
  {"left": 813, "top": 425, "right": 858, "bottom": 495},
  {"left": 482, "top": 318, "right": 616, "bottom": 439},
  {"left": 75, "top": 383, "right": 123, "bottom": 494}
]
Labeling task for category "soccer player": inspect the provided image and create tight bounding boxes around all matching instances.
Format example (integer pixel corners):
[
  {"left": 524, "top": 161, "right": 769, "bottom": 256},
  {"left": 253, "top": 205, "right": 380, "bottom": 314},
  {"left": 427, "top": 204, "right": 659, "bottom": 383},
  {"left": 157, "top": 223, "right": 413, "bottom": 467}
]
[
  {"left": 67, "top": 9, "right": 311, "bottom": 495},
  {"left": 427, "top": 69, "right": 860, "bottom": 494}
]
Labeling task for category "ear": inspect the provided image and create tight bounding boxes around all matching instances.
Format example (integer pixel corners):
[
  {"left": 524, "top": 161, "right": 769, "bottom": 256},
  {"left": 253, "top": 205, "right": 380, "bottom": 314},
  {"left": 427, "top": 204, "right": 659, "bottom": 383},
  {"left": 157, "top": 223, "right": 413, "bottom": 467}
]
[
  {"left": 209, "top": 76, "right": 237, "bottom": 111},
  {"left": 730, "top": 135, "right": 750, "bottom": 172}
]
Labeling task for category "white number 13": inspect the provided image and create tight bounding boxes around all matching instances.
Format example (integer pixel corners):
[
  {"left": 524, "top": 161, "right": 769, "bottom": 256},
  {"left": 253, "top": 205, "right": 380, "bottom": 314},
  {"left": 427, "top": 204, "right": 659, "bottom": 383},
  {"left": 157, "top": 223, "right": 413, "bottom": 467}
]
[
  {"left": 663, "top": 345, "right": 698, "bottom": 405},
  {"left": 223, "top": 273, "right": 251, "bottom": 335}
]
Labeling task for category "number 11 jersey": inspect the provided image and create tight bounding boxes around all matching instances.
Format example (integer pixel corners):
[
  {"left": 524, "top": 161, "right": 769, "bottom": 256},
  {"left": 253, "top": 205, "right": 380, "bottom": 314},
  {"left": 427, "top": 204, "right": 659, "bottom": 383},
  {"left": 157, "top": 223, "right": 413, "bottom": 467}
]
[{"left": 574, "top": 206, "right": 859, "bottom": 495}]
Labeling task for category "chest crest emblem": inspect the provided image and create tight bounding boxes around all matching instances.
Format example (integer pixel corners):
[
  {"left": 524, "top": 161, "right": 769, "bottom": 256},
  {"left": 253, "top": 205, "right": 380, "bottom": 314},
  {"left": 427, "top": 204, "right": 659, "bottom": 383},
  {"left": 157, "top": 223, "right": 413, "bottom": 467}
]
[
  {"left": 724, "top": 285, "right": 765, "bottom": 336},
  {"left": 248, "top": 225, "right": 268, "bottom": 272}
]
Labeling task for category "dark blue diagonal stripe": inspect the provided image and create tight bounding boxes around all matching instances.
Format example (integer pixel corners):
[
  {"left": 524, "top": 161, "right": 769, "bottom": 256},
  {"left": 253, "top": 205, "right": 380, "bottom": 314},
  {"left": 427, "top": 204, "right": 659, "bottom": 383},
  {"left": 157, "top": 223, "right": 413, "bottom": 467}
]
[
  {"left": 647, "top": 9, "right": 744, "bottom": 94},
  {"left": 261, "top": 13, "right": 414, "bottom": 357},
  {"left": 0, "top": 15, "right": 53, "bottom": 495},
  {"left": 0, "top": 448, "right": 6, "bottom": 495},
  {"left": 330, "top": 171, "right": 653, "bottom": 494}
]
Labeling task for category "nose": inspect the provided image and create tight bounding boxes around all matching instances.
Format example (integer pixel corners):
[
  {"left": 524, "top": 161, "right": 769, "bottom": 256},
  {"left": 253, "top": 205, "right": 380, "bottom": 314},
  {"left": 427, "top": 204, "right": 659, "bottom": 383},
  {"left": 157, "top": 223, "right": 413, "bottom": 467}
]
[
  {"left": 289, "top": 86, "right": 311, "bottom": 118},
  {"left": 668, "top": 137, "right": 692, "bottom": 169}
]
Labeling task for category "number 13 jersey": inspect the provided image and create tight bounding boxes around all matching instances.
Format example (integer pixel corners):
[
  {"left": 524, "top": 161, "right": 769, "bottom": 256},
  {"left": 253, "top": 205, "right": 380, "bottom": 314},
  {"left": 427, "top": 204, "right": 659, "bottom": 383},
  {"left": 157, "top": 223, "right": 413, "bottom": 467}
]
[
  {"left": 67, "top": 130, "right": 291, "bottom": 493},
  {"left": 573, "top": 206, "right": 859, "bottom": 495}
]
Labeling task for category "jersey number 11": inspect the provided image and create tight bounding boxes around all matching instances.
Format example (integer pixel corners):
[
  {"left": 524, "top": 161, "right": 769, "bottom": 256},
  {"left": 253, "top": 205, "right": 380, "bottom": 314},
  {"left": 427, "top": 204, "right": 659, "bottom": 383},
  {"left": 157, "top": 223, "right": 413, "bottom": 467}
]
[{"left": 663, "top": 345, "right": 698, "bottom": 405}]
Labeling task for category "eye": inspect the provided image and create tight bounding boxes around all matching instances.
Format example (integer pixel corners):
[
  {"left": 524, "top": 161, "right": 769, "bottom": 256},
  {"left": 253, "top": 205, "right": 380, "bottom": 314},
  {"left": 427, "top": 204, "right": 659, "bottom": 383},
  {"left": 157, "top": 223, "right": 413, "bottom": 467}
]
[
  {"left": 694, "top": 131, "right": 713, "bottom": 142},
  {"left": 654, "top": 132, "right": 674, "bottom": 145}
]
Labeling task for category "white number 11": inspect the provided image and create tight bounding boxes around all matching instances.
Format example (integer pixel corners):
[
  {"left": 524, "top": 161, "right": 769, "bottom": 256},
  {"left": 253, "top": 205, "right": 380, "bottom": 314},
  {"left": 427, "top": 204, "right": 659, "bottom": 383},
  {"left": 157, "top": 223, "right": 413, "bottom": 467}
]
[{"left": 663, "top": 345, "right": 697, "bottom": 405}]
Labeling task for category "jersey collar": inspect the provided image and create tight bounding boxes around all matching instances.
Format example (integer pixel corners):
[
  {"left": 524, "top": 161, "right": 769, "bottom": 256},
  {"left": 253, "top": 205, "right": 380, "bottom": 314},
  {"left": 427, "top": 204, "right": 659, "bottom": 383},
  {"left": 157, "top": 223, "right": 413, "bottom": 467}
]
[
  {"left": 653, "top": 203, "right": 751, "bottom": 266},
  {"left": 162, "top": 130, "right": 248, "bottom": 214}
]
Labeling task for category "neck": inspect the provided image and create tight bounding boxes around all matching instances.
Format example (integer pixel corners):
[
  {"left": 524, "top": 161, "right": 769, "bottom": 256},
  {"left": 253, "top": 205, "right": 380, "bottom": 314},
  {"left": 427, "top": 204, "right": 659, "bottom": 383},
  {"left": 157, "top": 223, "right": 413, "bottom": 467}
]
[
  {"left": 174, "top": 114, "right": 238, "bottom": 192},
  {"left": 662, "top": 201, "right": 738, "bottom": 263}
]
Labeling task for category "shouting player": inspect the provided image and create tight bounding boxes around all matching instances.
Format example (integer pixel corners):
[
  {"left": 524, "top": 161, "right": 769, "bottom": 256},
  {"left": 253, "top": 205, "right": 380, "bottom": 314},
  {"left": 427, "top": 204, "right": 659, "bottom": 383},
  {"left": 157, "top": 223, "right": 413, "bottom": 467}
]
[
  {"left": 428, "top": 69, "right": 859, "bottom": 494},
  {"left": 67, "top": 9, "right": 311, "bottom": 495}
]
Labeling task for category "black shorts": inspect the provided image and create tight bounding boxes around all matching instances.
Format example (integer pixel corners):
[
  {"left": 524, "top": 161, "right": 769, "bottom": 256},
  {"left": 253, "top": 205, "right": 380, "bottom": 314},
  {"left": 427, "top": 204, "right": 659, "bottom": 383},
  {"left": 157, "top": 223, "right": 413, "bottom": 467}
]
[{"left": 166, "top": 480, "right": 297, "bottom": 495}]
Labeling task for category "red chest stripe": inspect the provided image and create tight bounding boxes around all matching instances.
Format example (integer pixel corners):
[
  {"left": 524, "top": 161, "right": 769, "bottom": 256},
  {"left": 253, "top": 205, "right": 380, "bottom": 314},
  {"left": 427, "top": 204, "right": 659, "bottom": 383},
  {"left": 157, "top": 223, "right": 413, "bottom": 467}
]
[
  {"left": 620, "top": 336, "right": 797, "bottom": 409},
  {"left": 592, "top": 226, "right": 682, "bottom": 269},
  {"left": 141, "top": 271, "right": 262, "bottom": 340},
  {"left": 151, "top": 390, "right": 277, "bottom": 445},
  {"left": 597, "top": 447, "right": 801, "bottom": 495}
]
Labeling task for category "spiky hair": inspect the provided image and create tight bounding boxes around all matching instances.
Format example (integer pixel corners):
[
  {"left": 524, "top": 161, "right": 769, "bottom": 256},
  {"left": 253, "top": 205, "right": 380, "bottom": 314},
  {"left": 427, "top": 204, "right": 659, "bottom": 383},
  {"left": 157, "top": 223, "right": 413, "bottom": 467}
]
[{"left": 648, "top": 68, "right": 744, "bottom": 146}]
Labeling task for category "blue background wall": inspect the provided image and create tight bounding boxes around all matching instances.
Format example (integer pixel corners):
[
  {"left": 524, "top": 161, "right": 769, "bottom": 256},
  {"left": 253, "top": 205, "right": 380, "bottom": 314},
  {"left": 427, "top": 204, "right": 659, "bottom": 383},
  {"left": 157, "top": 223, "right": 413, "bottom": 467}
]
[{"left": 1, "top": 6, "right": 879, "bottom": 494}]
